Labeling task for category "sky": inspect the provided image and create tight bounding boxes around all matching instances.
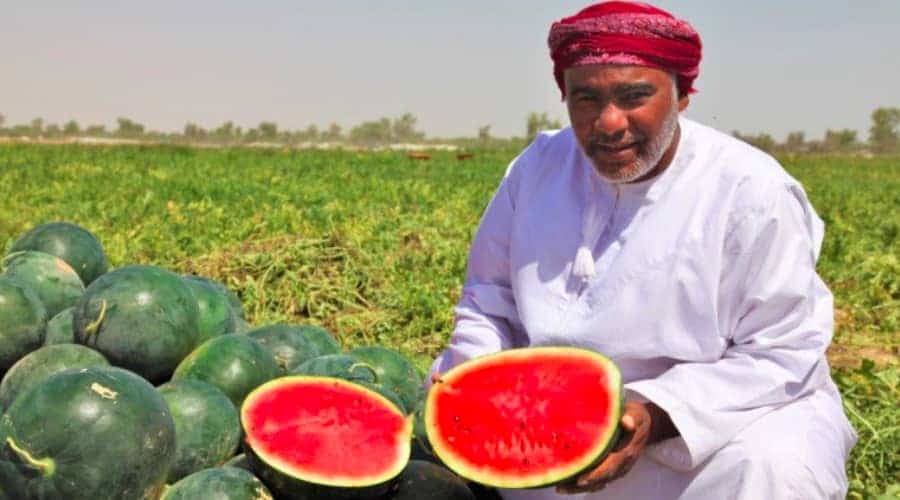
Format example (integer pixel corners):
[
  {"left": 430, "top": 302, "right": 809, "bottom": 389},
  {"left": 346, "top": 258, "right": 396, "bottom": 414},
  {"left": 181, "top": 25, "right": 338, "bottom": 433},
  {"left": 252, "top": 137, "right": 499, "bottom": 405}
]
[{"left": 2, "top": 1, "right": 898, "bottom": 141}]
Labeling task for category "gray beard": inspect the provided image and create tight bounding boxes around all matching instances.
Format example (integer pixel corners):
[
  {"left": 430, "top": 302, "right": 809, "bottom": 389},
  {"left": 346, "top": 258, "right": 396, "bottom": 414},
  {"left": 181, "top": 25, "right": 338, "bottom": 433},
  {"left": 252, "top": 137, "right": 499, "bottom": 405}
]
[{"left": 601, "top": 103, "right": 680, "bottom": 184}]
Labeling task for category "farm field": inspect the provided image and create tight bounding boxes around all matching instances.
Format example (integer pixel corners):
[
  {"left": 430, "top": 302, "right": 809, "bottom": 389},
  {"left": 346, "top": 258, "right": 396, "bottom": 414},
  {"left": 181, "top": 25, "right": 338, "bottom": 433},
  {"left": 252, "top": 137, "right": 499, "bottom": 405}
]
[{"left": 1, "top": 143, "right": 897, "bottom": 497}]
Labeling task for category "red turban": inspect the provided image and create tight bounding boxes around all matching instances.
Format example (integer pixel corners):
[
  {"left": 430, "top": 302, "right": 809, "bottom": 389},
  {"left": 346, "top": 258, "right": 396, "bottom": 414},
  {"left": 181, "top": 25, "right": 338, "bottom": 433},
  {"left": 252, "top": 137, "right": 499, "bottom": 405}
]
[{"left": 548, "top": 1, "right": 702, "bottom": 99}]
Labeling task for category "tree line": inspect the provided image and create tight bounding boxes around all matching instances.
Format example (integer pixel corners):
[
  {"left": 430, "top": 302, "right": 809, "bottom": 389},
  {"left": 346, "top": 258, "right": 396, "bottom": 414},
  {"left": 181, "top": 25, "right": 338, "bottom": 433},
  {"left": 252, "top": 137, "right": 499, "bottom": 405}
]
[{"left": 0, "top": 107, "right": 897, "bottom": 154}]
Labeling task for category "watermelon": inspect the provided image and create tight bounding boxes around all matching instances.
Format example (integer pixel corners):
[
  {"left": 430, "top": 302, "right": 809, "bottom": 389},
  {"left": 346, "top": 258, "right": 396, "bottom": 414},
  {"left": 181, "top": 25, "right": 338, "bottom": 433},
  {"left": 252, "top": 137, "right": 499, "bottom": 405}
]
[
  {"left": 161, "top": 467, "right": 273, "bottom": 500},
  {"left": 223, "top": 453, "right": 252, "bottom": 472},
  {"left": 73, "top": 265, "right": 201, "bottom": 383},
  {"left": 184, "top": 275, "right": 238, "bottom": 343},
  {"left": 183, "top": 276, "right": 245, "bottom": 320},
  {"left": 44, "top": 307, "right": 75, "bottom": 345},
  {"left": 2, "top": 251, "right": 85, "bottom": 318},
  {"left": 294, "top": 324, "right": 341, "bottom": 355},
  {"left": 233, "top": 317, "right": 251, "bottom": 334},
  {"left": 349, "top": 346, "right": 424, "bottom": 414},
  {"left": 0, "top": 344, "right": 109, "bottom": 409},
  {"left": 8, "top": 222, "right": 108, "bottom": 286},
  {"left": 411, "top": 398, "right": 441, "bottom": 465},
  {"left": 290, "top": 354, "right": 378, "bottom": 384},
  {"left": 241, "top": 376, "right": 413, "bottom": 500},
  {"left": 0, "top": 366, "right": 176, "bottom": 499},
  {"left": 387, "top": 460, "right": 475, "bottom": 500},
  {"left": 157, "top": 379, "right": 242, "bottom": 482},
  {"left": 424, "top": 347, "right": 622, "bottom": 489},
  {"left": 172, "top": 334, "right": 280, "bottom": 408},
  {"left": 246, "top": 324, "right": 322, "bottom": 372},
  {"left": 0, "top": 277, "right": 47, "bottom": 374}
]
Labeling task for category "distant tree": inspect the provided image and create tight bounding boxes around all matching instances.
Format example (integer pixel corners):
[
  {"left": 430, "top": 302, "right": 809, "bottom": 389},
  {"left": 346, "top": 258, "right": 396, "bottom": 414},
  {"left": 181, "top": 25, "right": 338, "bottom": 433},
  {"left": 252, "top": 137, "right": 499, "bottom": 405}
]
[
  {"left": 258, "top": 121, "right": 278, "bottom": 141},
  {"left": 733, "top": 131, "right": 776, "bottom": 153},
  {"left": 478, "top": 125, "right": 492, "bottom": 144},
  {"left": 116, "top": 117, "right": 145, "bottom": 138},
  {"left": 526, "top": 112, "right": 562, "bottom": 144},
  {"left": 212, "top": 121, "right": 236, "bottom": 143},
  {"left": 44, "top": 123, "right": 61, "bottom": 138},
  {"left": 869, "top": 107, "right": 900, "bottom": 154},
  {"left": 350, "top": 118, "right": 393, "bottom": 147},
  {"left": 30, "top": 118, "right": 44, "bottom": 137},
  {"left": 783, "top": 131, "right": 805, "bottom": 153},
  {"left": 183, "top": 122, "right": 207, "bottom": 141},
  {"left": 322, "top": 123, "right": 343, "bottom": 142},
  {"left": 63, "top": 120, "right": 80, "bottom": 136},
  {"left": 0, "top": 113, "right": 5, "bottom": 128},
  {"left": 243, "top": 128, "right": 260, "bottom": 143},
  {"left": 85, "top": 124, "right": 106, "bottom": 136},
  {"left": 823, "top": 129, "right": 858, "bottom": 152},
  {"left": 298, "top": 124, "right": 319, "bottom": 143},
  {"left": 392, "top": 113, "right": 424, "bottom": 142}
]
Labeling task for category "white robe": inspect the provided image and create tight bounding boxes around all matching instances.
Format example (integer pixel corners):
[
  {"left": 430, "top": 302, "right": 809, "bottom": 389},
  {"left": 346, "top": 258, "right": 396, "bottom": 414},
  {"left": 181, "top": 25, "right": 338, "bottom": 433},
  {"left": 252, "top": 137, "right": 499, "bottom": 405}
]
[{"left": 429, "top": 117, "right": 857, "bottom": 500}]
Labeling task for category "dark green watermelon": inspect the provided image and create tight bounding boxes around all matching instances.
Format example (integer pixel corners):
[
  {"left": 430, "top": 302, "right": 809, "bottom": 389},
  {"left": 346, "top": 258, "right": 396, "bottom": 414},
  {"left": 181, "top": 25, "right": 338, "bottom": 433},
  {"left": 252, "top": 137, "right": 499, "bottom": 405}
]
[
  {"left": 161, "top": 467, "right": 272, "bottom": 500},
  {"left": 0, "top": 277, "right": 47, "bottom": 374},
  {"left": 2, "top": 251, "right": 85, "bottom": 318},
  {"left": 0, "top": 344, "right": 109, "bottom": 409},
  {"left": 223, "top": 454, "right": 252, "bottom": 472},
  {"left": 349, "top": 346, "right": 424, "bottom": 414},
  {"left": 8, "top": 222, "right": 108, "bottom": 286},
  {"left": 233, "top": 317, "right": 251, "bottom": 334},
  {"left": 44, "top": 307, "right": 75, "bottom": 345},
  {"left": 73, "top": 265, "right": 201, "bottom": 383},
  {"left": 295, "top": 324, "right": 341, "bottom": 355},
  {"left": 183, "top": 275, "right": 244, "bottom": 319},
  {"left": 386, "top": 460, "right": 475, "bottom": 500},
  {"left": 157, "top": 379, "right": 242, "bottom": 482},
  {"left": 0, "top": 366, "right": 176, "bottom": 499},
  {"left": 411, "top": 398, "right": 441, "bottom": 465},
  {"left": 172, "top": 334, "right": 280, "bottom": 408},
  {"left": 290, "top": 354, "right": 378, "bottom": 384},
  {"left": 246, "top": 324, "right": 322, "bottom": 372},
  {"left": 356, "top": 381, "right": 406, "bottom": 414},
  {"left": 183, "top": 275, "right": 237, "bottom": 343}
]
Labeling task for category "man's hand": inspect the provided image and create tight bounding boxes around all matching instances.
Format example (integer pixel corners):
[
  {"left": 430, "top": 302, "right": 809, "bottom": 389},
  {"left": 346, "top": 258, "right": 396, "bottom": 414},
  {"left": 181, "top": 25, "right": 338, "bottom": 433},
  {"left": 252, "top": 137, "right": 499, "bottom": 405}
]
[{"left": 555, "top": 401, "right": 656, "bottom": 495}]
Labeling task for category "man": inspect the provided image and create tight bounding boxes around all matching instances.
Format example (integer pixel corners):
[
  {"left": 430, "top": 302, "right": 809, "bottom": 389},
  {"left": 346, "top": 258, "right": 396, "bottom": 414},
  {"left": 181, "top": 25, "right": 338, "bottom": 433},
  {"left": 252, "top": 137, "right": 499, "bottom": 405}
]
[{"left": 428, "top": 2, "right": 856, "bottom": 499}]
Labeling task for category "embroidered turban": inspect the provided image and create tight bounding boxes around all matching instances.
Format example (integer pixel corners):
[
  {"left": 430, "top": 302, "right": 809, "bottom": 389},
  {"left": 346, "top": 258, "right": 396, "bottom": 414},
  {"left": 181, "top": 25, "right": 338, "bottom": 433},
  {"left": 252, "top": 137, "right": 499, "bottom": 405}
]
[{"left": 548, "top": 1, "right": 702, "bottom": 98}]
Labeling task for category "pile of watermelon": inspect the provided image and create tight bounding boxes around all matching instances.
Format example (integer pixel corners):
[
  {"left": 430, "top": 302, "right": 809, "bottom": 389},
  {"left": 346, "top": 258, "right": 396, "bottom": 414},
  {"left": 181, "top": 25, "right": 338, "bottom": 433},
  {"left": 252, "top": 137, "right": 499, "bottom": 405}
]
[{"left": 0, "top": 222, "right": 624, "bottom": 500}]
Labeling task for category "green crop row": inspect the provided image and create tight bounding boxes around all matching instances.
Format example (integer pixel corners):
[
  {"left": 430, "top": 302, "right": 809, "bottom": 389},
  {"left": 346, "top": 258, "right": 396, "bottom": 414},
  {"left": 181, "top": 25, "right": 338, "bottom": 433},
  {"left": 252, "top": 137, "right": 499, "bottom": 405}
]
[{"left": 0, "top": 143, "right": 897, "bottom": 497}]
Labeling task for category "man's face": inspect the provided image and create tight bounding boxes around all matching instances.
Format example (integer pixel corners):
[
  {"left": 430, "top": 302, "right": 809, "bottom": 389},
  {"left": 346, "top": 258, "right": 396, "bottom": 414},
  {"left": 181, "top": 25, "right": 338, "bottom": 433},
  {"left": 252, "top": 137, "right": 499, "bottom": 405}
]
[{"left": 565, "top": 65, "right": 688, "bottom": 183}]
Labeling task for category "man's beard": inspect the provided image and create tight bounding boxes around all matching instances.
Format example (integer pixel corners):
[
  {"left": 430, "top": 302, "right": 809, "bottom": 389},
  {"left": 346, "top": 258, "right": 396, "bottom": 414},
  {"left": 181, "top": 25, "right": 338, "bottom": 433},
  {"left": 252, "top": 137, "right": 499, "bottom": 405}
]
[{"left": 597, "top": 103, "right": 680, "bottom": 184}]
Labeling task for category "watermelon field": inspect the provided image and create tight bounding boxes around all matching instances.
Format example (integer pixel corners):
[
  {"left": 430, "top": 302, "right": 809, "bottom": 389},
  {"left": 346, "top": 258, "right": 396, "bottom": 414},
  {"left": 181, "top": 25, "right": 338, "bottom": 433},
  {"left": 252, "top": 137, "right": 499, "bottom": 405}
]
[{"left": 0, "top": 143, "right": 897, "bottom": 498}]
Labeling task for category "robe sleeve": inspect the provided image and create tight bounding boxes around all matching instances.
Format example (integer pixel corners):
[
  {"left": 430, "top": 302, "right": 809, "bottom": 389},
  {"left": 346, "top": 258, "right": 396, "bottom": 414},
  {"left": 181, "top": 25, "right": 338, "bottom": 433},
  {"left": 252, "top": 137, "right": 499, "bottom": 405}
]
[
  {"left": 625, "top": 181, "right": 834, "bottom": 471},
  {"left": 427, "top": 144, "right": 536, "bottom": 380}
]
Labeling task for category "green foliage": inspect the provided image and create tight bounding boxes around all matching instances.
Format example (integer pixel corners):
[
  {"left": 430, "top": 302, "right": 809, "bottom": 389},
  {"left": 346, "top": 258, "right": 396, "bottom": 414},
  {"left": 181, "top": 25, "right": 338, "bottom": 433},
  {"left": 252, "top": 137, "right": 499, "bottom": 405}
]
[
  {"left": 869, "top": 107, "right": 900, "bottom": 154},
  {"left": 0, "top": 144, "right": 896, "bottom": 495}
]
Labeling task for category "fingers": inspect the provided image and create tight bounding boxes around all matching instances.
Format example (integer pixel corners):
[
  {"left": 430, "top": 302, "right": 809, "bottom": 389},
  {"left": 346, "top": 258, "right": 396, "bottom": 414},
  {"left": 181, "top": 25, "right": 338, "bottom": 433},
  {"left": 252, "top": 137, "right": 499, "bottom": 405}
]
[{"left": 620, "top": 413, "right": 636, "bottom": 431}]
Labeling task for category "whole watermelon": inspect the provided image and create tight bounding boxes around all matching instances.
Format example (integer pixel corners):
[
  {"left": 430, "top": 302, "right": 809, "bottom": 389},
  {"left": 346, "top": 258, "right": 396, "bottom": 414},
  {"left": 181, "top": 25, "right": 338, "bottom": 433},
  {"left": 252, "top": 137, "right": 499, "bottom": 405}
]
[
  {"left": 0, "top": 344, "right": 109, "bottom": 409},
  {"left": 172, "top": 334, "right": 280, "bottom": 408},
  {"left": 0, "top": 366, "right": 176, "bottom": 499},
  {"left": 183, "top": 275, "right": 238, "bottom": 343},
  {"left": 44, "top": 307, "right": 75, "bottom": 345},
  {"left": 73, "top": 265, "right": 201, "bottom": 383},
  {"left": 157, "top": 379, "right": 242, "bottom": 482},
  {"left": 161, "top": 467, "right": 272, "bottom": 500},
  {"left": 294, "top": 324, "right": 341, "bottom": 355},
  {"left": 0, "top": 277, "right": 47, "bottom": 374},
  {"left": 245, "top": 323, "right": 322, "bottom": 372},
  {"left": 2, "top": 250, "right": 85, "bottom": 318},
  {"left": 350, "top": 346, "right": 424, "bottom": 414},
  {"left": 9, "top": 222, "right": 108, "bottom": 286},
  {"left": 290, "top": 354, "right": 378, "bottom": 384}
]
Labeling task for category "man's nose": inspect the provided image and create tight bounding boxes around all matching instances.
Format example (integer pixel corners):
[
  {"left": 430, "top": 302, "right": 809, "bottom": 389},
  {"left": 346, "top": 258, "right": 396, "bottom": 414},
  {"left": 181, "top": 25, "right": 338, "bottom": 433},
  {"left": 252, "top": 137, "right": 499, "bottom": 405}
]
[{"left": 593, "top": 104, "right": 627, "bottom": 139}]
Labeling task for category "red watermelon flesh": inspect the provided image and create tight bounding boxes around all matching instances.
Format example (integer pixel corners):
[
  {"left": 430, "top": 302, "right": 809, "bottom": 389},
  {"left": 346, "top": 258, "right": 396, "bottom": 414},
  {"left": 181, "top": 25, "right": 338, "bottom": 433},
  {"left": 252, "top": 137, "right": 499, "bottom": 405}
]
[
  {"left": 242, "top": 376, "right": 412, "bottom": 488},
  {"left": 425, "top": 347, "right": 622, "bottom": 489}
]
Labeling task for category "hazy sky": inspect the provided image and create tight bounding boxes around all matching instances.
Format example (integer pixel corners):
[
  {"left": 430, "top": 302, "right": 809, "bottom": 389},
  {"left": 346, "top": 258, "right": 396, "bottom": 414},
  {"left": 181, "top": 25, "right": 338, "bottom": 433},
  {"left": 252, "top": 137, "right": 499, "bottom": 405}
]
[{"left": 2, "top": 1, "right": 898, "bottom": 140}]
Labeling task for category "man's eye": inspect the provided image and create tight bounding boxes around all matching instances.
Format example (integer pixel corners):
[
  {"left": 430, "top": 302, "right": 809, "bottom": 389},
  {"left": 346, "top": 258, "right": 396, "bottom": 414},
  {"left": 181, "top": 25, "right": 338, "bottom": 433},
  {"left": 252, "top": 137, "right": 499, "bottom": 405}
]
[{"left": 621, "top": 92, "right": 650, "bottom": 103}]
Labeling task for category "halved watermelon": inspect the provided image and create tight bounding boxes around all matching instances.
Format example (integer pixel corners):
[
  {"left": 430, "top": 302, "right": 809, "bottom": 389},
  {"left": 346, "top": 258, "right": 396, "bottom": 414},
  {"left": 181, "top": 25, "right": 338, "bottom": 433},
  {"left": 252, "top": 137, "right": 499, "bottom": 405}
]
[
  {"left": 241, "top": 376, "right": 413, "bottom": 499},
  {"left": 424, "top": 347, "right": 622, "bottom": 489}
]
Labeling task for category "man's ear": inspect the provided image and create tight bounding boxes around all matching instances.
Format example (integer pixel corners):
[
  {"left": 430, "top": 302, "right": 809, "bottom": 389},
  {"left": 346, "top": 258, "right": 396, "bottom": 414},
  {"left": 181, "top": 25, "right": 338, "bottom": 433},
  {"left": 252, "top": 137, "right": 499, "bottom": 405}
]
[{"left": 678, "top": 95, "right": 690, "bottom": 112}]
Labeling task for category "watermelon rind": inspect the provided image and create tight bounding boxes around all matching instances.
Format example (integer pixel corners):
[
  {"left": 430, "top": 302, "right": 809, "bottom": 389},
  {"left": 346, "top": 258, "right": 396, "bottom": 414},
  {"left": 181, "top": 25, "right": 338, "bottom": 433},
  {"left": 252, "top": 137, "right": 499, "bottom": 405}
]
[
  {"left": 386, "top": 460, "right": 476, "bottom": 500},
  {"left": 290, "top": 354, "right": 379, "bottom": 384},
  {"left": 349, "top": 346, "right": 424, "bottom": 415},
  {"left": 44, "top": 307, "right": 75, "bottom": 345},
  {"left": 183, "top": 275, "right": 238, "bottom": 343},
  {"left": 9, "top": 221, "right": 109, "bottom": 286},
  {"left": 161, "top": 466, "right": 273, "bottom": 500},
  {"left": 245, "top": 323, "right": 322, "bottom": 373},
  {"left": 424, "top": 347, "right": 623, "bottom": 489},
  {"left": 241, "top": 376, "right": 413, "bottom": 496}
]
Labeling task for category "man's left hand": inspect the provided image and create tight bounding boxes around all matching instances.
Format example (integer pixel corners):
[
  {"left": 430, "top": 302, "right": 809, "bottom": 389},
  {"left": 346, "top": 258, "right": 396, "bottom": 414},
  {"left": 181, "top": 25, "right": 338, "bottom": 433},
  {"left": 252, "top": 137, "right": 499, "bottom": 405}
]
[{"left": 555, "top": 401, "right": 652, "bottom": 495}]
